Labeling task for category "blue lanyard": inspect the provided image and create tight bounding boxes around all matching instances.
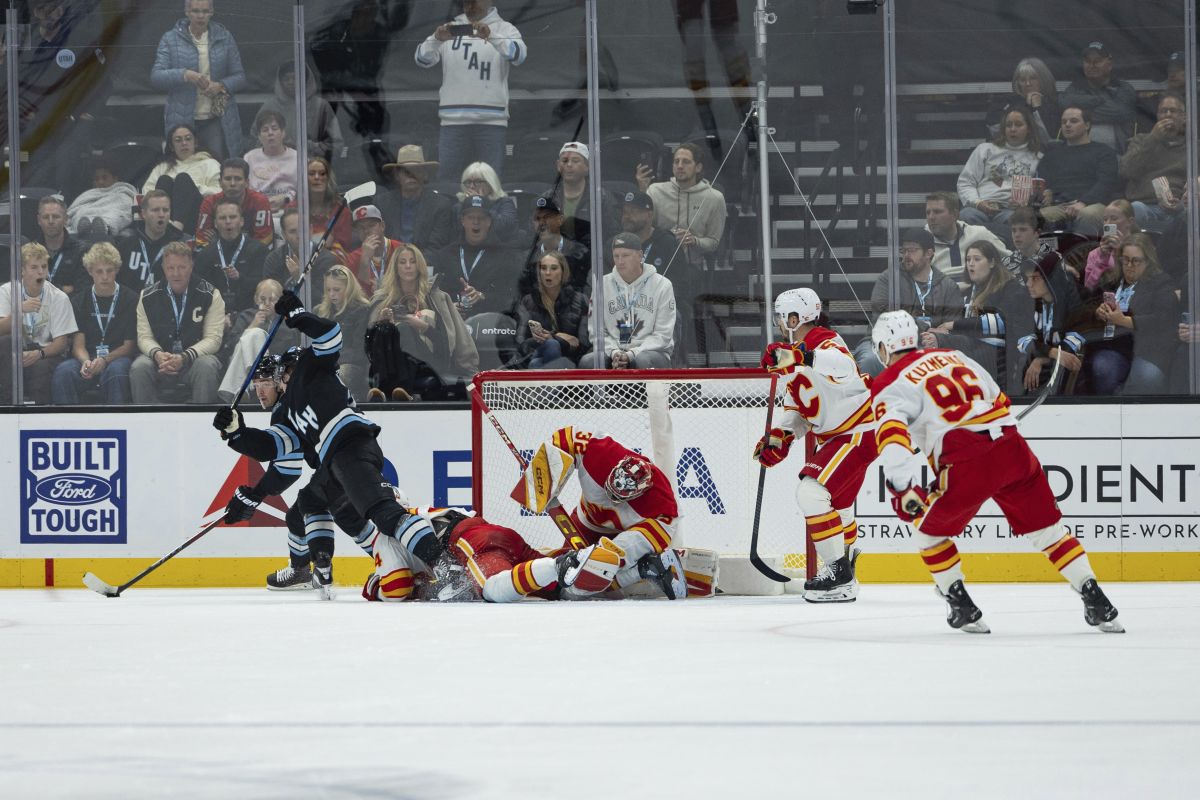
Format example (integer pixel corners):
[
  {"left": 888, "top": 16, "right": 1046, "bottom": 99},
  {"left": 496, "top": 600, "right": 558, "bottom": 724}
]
[
  {"left": 138, "top": 238, "right": 165, "bottom": 285},
  {"left": 49, "top": 250, "right": 64, "bottom": 283},
  {"left": 459, "top": 247, "right": 484, "bottom": 283},
  {"left": 91, "top": 285, "right": 120, "bottom": 343},
  {"left": 168, "top": 288, "right": 189, "bottom": 339},
  {"left": 218, "top": 234, "right": 246, "bottom": 272},
  {"left": 913, "top": 273, "right": 933, "bottom": 314},
  {"left": 19, "top": 284, "right": 40, "bottom": 335},
  {"left": 1115, "top": 282, "right": 1136, "bottom": 311}
]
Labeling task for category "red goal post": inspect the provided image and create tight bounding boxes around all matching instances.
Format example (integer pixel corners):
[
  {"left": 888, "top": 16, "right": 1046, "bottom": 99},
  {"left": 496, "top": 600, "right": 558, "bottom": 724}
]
[{"left": 470, "top": 368, "right": 818, "bottom": 594}]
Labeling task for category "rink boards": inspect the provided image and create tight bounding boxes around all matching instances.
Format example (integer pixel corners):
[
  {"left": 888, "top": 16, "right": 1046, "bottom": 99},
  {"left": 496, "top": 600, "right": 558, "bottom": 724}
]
[{"left": 0, "top": 402, "right": 1198, "bottom": 587}]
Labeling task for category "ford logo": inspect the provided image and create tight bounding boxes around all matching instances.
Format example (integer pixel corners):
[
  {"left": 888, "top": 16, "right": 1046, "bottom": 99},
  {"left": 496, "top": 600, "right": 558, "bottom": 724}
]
[{"left": 33, "top": 474, "right": 112, "bottom": 505}]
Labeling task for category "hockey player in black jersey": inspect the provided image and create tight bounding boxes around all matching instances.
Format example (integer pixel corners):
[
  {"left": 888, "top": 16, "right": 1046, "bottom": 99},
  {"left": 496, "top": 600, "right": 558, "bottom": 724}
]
[{"left": 213, "top": 292, "right": 439, "bottom": 596}]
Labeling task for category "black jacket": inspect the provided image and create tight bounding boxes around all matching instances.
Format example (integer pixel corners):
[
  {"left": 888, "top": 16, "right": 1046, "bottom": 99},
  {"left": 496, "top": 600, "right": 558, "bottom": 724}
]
[
  {"left": 934, "top": 278, "right": 1033, "bottom": 394},
  {"left": 513, "top": 286, "right": 591, "bottom": 365},
  {"left": 193, "top": 233, "right": 269, "bottom": 314},
  {"left": 116, "top": 223, "right": 186, "bottom": 291},
  {"left": 377, "top": 187, "right": 456, "bottom": 255}
]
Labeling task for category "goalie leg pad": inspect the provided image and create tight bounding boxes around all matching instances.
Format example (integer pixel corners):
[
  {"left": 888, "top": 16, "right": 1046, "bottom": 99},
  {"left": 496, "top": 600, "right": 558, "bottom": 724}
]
[{"left": 559, "top": 537, "right": 625, "bottom": 595}]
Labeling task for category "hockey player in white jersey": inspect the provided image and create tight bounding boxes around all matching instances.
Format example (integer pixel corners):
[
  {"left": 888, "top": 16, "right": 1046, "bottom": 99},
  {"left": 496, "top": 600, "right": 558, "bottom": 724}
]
[
  {"left": 754, "top": 288, "right": 876, "bottom": 601},
  {"left": 870, "top": 309, "right": 1122, "bottom": 633}
]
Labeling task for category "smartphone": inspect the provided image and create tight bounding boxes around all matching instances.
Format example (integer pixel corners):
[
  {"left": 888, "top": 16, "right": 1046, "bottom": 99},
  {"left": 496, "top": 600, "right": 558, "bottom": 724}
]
[
  {"left": 447, "top": 23, "right": 474, "bottom": 36},
  {"left": 528, "top": 320, "right": 543, "bottom": 332},
  {"left": 1103, "top": 223, "right": 1118, "bottom": 237},
  {"left": 1103, "top": 291, "right": 1117, "bottom": 309}
]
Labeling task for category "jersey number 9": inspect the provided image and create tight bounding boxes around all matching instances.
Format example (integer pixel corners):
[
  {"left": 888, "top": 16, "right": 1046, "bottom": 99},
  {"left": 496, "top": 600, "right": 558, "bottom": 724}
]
[{"left": 925, "top": 366, "right": 985, "bottom": 423}]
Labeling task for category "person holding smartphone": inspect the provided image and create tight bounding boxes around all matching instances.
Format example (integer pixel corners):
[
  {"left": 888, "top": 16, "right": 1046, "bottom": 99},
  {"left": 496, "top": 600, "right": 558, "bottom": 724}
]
[
  {"left": 513, "top": 251, "right": 589, "bottom": 369},
  {"left": 1082, "top": 200, "right": 1137, "bottom": 294}
]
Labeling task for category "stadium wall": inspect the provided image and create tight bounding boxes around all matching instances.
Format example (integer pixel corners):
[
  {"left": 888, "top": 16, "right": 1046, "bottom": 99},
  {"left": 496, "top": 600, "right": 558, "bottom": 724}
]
[{"left": 1, "top": 403, "right": 1197, "bottom": 589}]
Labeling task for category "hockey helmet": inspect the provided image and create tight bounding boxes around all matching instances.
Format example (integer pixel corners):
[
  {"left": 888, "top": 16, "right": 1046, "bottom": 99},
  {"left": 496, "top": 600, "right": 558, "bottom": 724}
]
[
  {"left": 430, "top": 508, "right": 471, "bottom": 542},
  {"left": 872, "top": 310, "right": 920, "bottom": 365},
  {"left": 252, "top": 353, "right": 279, "bottom": 382},
  {"left": 604, "top": 454, "right": 654, "bottom": 503},
  {"left": 773, "top": 288, "right": 822, "bottom": 335}
]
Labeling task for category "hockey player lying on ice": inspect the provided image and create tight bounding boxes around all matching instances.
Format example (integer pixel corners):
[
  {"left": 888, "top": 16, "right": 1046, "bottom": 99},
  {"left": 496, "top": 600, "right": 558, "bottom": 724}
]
[{"left": 869, "top": 309, "right": 1123, "bottom": 633}]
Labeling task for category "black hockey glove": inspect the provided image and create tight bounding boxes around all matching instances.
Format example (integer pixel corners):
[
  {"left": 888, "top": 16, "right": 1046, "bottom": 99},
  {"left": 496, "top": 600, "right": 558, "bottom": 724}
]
[
  {"left": 275, "top": 291, "right": 305, "bottom": 327},
  {"left": 224, "top": 485, "right": 263, "bottom": 524},
  {"left": 212, "top": 406, "right": 244, "bottom": 440}
]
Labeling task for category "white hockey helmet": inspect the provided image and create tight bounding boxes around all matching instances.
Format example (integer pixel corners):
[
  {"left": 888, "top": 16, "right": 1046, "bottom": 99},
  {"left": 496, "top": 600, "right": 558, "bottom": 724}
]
[
  {"left": 872, "top": 310, "right": 920, "bottom": 365},
  {"left": 773, "top": 288, "right": 822, "bottom": 337}
]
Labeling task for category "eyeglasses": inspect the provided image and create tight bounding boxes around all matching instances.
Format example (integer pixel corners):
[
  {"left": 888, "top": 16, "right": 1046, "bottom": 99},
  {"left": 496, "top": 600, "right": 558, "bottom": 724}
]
[
  {"left": 172, "top": 134, "right": 195, "bottom": 143},
  {"left": 462, "top": 178, "right": 489, "bottom": 187},
  {"left": 1120, "top": 256, "right": 1146, "bottom": 266},
  {"left": 898, "top": 246, "right": 925, "bottom": 255}
]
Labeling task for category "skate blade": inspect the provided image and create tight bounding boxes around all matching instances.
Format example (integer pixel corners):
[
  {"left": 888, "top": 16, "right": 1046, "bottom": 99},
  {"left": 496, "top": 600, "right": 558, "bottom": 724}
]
[
  {"left": 803, "top": 586, "right": 858, "bottom": 604},
  {"left": 1096, "top": 619, "right": 1125, "bottom": 633},
  {"left": 959, "top": 619, "right": 991, "bottom": 634},
  {"left": 266, "top": 583, "right": 317, "bottom": 591},
  {"left": 315, "top": 584, "right": 336, "bottom": 601}
]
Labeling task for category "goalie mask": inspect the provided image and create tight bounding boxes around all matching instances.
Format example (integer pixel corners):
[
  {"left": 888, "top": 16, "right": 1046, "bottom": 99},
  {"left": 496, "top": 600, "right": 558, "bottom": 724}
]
[
  {"left": 773, "top": 288, "right": 821, "bottom": 341},
  {"left": 604, "top": 455, "right": 653, "bottom": 503}
]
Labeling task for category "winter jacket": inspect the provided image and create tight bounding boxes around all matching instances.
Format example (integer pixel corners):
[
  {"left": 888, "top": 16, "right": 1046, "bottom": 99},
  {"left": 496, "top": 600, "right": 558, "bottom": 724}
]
[
  {"left": 1119, "top": 132, "right": 1188, "bottom": 204},
  {"left": 1096, "top": 270, "right": 1181, "bottom": 374},
  {"left": 600, "top": 264, "right": 676, "bottom": 361},
  {"left": 151, "top": 19, "right": 246, "bottom": 152},
  {"left": 256, "top": 63, "right": 344, "bottom": 161},
  {"left": 431, "top": 243, "right": 524, "bottom": 319},
  {"left": 645, "top": 178, "right": 727, "bottom": 264},
  {"left": 142, "top": 152, "right": 223, "bottom": 197},
  {"left": 415, "top": 7, "right": 527, "bottom": 126},
  {"left": 514, "top": 286, "right": 590, "bottom": 365},
  {"left": 115, "top": 222, "right": 186, "bottom": 291},
  {"left": 869, "top": 265, "right": 964, "bottom": 330},
  {"left": 957, "top": 142, "right": 1041, "bottom": 209}
]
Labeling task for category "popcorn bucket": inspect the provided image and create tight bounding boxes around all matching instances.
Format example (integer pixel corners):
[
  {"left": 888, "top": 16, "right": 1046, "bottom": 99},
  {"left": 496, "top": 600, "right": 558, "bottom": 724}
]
[{"left": 1011, "top": 174, "right": 1033, "bottom": 207}]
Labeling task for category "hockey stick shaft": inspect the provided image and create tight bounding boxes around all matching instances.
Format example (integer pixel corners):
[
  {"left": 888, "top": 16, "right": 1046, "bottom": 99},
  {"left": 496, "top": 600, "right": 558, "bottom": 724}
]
[
  {"left": 86, "top": 516, "right": 224, "bottom": 596},
  {"left": 750, "top": 373, "right": 789, "bottom": 582},
  {"left": 473, "top": 389, "right": 588, "bottom": 550},
  {"left": 1016, "top": 346, "right": 1062, "bottom": 422}
]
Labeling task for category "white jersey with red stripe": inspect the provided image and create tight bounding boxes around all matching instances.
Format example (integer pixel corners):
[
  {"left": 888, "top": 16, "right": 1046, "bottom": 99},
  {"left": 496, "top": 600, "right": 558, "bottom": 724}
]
[
  {"left": 550, "top": 427, "right": 678, "bottom": 554},
  {"left": 776, "top": 327, "right": 874, "bottom": 442},
  {"left": 870, "top": 348, "right": 1013, "bottom": 471}
]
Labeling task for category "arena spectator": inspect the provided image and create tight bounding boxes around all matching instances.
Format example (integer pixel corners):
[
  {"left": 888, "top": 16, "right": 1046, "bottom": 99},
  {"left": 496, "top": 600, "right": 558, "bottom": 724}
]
[
  {"left": 34, "top": 196, "right": 86, "bottom": 297},
  {"left": 51, "top": 242, "right": 137, "bottom": 405},
  {"left": 1082, "top": 200, "right": 1138, "bottom": 294},
  {"left": 130, "top": 242, "right": 224, "bottom": 404},
  {"left": 308, "top": 0, "right": 393, "bottom": 142},
  {"left": 1060, "top": 41, "right": 1138, "bottom": 153},
  {"left": 376, "top": 145, "right": 456, "bottom": 254},
  {"left": 600, "top": 232, "right": 676, "bottom": 370},
  {"left": 255, "top": 60, "right": 344, "bottom": 162},
  {"left": 987, "top": 58, "right": 1062, "bottom": 143},
  {"left": 521, "top": 195, "right": 589, "bottom": 295},
  {"left": 346, "top": 204, "right": 404, "bottom": 297},
  {"left": 924, "top": 192, "right": 1010, "bottom": 280},
  {"left": 68, "top": 157, "right": 138, "bottom": 238},
  {"left": 142, "top": 124, "right": 222, "bottom": 235},
  {"left": 116, "top": 191, "right": 186, "bottom": 291},
  {"left": 196, "top": 158, "right": 274, "bottom": 247},
  {"left": 244, "top": 110, "right": 298, "bottom": 214},
  {"left": 636, "top": 142, "right": 727, "bottom": 268},
  {"left": 314, "top": 264, "right": 372, "bottom": 401},
  {"left": 513, "top": 251, "right": 590, "bottom": 369},
  {"left": 215, "top": 278, "right": 298, "bottom": 403},
  {"left": 262, "top": 207, "right": 336, "bottom": 304},
  {"left": 193, "top": 198, "right": 269, "bottom": 314},
  {"left": 296, "top": 157, "right": 353, "bottom": 257},
  {"left": 1090, "top": 233, "right": 1179, "bottom": 395},
  {"left": 1119, "top": 93, "right": 1188, "bottom": 233},
  {"left": 1002, "top": 207, "right": 1052, "bottom": 277},
  {"left": 365, "top": 244, "right": 479, "bottom": 401},
  {"left": 432, "top": 195, "right": 523, "bottom": 318},
  {"left": 1036, "top": 106, "right": 1118, "bottom": 238},
  {"left": 926, "top": 240, "right": 1033, "bottom": 393},
  {"left": 543, "top": 142, "right": 619, "bottom": 254},
  {"left": 415, "top": 0, "right": 527, "bottom": 186},
  {"left": 620, "top": 189, "right": 680, "bottom": 274},
  {"left": 957, "top": 105, "right": 1043, "bottom": 234},
  {"left": 455, "top": 162, "right": 519, "bottom": 244},
  {"left": 1018, "top": 253, "right": 1087, "bottom": 393},
  {"left": 854, "top": 228, "right": 963, "bottom": 376},
  {"left": 0, "top": 243, "right": 78, "bottom": 404},
  {"left": 151, "top": 0, "right": 246, "bottom": 160}
]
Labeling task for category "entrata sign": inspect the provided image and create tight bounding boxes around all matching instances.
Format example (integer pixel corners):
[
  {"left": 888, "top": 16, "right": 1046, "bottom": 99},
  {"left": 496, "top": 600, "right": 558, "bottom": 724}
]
[{"left": 20, "top": 430, "right": 127, "bottom": 544}]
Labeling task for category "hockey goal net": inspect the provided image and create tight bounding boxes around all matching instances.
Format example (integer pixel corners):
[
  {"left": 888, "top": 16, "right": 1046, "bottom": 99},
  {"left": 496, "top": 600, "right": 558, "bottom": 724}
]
[{"left": 471, "top": 369, "right": 816, "bottom": 594}]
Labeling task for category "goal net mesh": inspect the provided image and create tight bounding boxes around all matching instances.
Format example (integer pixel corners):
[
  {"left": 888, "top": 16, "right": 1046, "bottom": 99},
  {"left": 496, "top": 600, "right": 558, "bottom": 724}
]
[{"left": 473, "top": 370, "right": 816, "bottom": 587}]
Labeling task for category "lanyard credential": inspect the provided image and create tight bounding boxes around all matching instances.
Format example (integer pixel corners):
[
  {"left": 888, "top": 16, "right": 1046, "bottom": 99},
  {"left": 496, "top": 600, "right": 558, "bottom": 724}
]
[
  {"left": 91, "top": 285, "right": 120, "bottom": 343},
  {"left": 459, "top": 247, "right": 484, "bottom": 284}
]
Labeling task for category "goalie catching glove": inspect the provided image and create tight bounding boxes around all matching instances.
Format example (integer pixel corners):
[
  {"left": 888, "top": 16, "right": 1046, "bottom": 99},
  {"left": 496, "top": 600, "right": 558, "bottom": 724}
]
[
  {"left": 224, "top": 485, "right": 263, "bottom": 524},
  {"left": 511, "top": 440, "right": 575, "bottom": 514},
  {"left": 753, "top": 427, "right": 794, "bottom": 467},
  {"left": 761, "top": 341, "right": 814, "bottom": 374},
  {"left": 887, "top": 481, "right": 930, "bottom": 523}
]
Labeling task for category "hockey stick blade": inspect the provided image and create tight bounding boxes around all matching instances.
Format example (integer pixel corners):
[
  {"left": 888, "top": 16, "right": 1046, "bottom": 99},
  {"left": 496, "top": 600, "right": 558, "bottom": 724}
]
[
  {"left": 82, "top": 571, "right": 120, "bottom": 597},
  {"left": 343, "top": 180, "right": 377, "bottom": 205}
]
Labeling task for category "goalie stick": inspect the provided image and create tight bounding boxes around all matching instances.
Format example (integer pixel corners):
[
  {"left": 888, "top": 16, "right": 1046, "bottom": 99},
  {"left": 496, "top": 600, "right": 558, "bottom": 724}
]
[
  {"left": 230, "top": 180, "right": 377, "bottom": 411},
  {"left": 470, "top": 386, "right": 588, "bottom": 551},
  {"left": 750, "top": 373, "right": 790, "bottom": 582},
  {"left": 83, "top": 515, "right": 224, "bottom": 597}
]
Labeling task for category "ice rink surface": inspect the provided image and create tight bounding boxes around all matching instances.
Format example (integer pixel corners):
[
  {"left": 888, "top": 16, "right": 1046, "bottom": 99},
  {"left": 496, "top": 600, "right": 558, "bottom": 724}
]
[{"left": 1, "top": 583, "right": 1197, "bottom": 800}]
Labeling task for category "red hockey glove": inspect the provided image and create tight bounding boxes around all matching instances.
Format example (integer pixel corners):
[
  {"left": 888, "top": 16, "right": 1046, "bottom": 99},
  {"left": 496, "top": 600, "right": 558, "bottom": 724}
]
[
  {"left": 761, "top": 341, "right": 813, "bottom": 374},
  {"left": 887, "top": 481, "right": 930, "bottom": 523},
  {"left": 753, "top": 428, "right": 795, "bottom": 467}
]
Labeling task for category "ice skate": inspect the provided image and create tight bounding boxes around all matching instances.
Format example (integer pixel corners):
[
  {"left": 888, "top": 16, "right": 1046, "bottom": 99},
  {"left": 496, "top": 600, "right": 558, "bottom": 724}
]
[
  {"left": 311, "top": 553, "right": 335, "bottom": 601},
  {"left": 1078, "top": 579, "right": 1124, "bottom": 633},
  {"left": 803, "top": 556, "right": 858, "bottom": 603},
  {"left": 265, "top": 564, "right": 314, "bottom": 591},
  {"left": 936, "top": 580, "right": 990, "bottom": 633}
]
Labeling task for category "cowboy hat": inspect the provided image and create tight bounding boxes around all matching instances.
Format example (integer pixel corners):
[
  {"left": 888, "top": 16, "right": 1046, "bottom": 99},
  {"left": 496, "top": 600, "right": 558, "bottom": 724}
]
[{"left": 383, "top": 144, "right": 439, "bottom": 176}]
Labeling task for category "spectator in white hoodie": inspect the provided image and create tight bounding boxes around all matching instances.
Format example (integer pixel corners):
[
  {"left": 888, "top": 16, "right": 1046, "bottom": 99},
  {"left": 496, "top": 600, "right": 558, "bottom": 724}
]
[
  {"left": 601, "top": 233, "right": 676, "bottom": 369},
  {"left": 636, "top": 142, "right": 726, "bottom": 268},
  {"left": 415, "top": 0, "right": 526, "bottom": 188},
  {"left": 958, "top": 105, "right": 1044, "bottom": 235}
]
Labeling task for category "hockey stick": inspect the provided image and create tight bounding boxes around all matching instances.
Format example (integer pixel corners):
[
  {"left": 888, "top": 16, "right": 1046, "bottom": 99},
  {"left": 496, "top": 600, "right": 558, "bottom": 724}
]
[
  {"left": 1016, "top": 346, "right": 1062, "bottom": 422},
  {"left": 750, "top": 373, "right": 789, "bottom": 582},
  {"left": 229, "top": 180, "right": 378, "bottom": 411},
  {"left": 82, "top": 515, "right": 224, "bottom": 597},
  {"left": 471, "top": 387, "right": 588, "bottom": 551}
]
